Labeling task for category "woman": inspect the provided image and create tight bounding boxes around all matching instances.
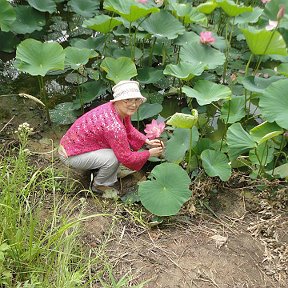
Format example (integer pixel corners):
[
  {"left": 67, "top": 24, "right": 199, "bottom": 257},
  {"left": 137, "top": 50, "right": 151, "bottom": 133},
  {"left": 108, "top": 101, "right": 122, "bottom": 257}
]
[{"left": 58, "top": 80, "right": 164, "bottom": 194}]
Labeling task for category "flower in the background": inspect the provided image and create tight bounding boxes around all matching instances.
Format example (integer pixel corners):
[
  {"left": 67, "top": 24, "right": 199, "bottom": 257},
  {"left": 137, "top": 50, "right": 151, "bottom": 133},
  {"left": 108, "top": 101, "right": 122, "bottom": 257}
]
[
  {"left": 266, "top": 20, "right": 278, "bottom": 30},
  {"left": 200, "top": 31, "right": 215, "bottom": 45},
  {"left": 144, "top": 119, "right": 165, "bottom": 139},
  {"left": 261, "top": 0, "right": 271, "bottom": 3},
  {"left": 137, "top": 0, "right": 148, "bottom": 4}
]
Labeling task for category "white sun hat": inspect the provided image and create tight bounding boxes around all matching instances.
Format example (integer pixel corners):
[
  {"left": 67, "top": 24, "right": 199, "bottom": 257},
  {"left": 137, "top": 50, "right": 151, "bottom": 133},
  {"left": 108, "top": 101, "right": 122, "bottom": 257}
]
[{"left": 111, "top": 80, "right": 147, "bottom": 102}]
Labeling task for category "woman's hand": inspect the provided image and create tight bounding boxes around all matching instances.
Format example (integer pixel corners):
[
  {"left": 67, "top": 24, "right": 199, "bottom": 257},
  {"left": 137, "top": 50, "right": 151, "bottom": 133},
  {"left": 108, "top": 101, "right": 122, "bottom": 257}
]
[
  {"left": 149, "top": 146, "right": 163, "bottom": 158},
  {"left": 145, "top": 139, "right": 164, "bottom": 148}
]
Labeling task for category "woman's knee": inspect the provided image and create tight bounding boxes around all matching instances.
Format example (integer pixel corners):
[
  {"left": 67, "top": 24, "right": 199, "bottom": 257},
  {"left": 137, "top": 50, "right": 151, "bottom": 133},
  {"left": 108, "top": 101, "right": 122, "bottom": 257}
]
[{"left": 103, "top": 152, "right": 119, "bottom": 169}]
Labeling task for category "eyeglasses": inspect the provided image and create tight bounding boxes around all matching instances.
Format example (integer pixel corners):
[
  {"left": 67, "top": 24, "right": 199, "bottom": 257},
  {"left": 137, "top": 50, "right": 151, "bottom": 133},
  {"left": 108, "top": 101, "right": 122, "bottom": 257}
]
[{"left": 123, "top": 98, "right": 143, "bottom": 105}]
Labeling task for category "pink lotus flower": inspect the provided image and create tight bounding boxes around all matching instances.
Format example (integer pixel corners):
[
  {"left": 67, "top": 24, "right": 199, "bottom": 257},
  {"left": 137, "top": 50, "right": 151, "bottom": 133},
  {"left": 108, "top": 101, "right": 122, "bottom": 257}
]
[
  {"left": 144, "top": 119, "right": 165, "bottom": 139},
  {"left": 200, "top": 31, "right": 215, "bottom": 45},
  {"left": 261, "top": 0, "right": 271, "bottom": 3},
  {"left": 137, "top": 0, "right": 148, "bottom": 4}
]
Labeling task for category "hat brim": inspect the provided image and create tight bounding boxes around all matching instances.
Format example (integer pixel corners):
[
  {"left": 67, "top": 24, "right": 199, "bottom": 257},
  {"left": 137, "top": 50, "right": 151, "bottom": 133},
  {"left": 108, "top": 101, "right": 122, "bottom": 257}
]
[{"left": 110, "top": 93, "right": 147, "bottom": 103}]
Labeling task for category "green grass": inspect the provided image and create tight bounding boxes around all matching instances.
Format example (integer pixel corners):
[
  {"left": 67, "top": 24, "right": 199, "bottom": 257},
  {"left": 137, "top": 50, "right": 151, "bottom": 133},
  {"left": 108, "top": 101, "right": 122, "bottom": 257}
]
[{"left": 0, "top": 124, "right": 149, "bottom": 287}]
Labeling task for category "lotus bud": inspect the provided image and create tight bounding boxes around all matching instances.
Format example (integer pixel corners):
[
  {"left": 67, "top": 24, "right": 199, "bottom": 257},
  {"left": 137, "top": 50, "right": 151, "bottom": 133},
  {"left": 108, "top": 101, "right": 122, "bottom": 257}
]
[{"left": 277, "top": 5, "right": 285, "bottom": 21}]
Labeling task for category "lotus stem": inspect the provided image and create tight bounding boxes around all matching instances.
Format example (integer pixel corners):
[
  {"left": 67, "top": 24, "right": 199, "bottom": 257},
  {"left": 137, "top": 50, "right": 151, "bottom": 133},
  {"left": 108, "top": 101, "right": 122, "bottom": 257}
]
[
  {"left": 149, "top": 37, "right": 157, "bottom": 66},
  {"left": 188, "top": 127, "right": 193, "bottom": 172},
  {"left": 272, "top": 135, "right": 285, "bottom": 176},
  {"left": 222, "top": 17, "right": 235, "bottom": 83}
]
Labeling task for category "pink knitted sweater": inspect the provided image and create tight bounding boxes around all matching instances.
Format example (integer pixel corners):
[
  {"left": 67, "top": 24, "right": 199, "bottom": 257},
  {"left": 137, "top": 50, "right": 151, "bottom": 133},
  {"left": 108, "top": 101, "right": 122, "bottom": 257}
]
[{"left": 60, "top": 102, "right": 150, "bottom": 171}]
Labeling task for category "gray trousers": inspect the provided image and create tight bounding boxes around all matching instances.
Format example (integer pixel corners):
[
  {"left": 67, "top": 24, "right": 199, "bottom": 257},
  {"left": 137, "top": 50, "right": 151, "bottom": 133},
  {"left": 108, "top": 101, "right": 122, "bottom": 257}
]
[{"left": 59, "top": 148, "right": 119, "bottom": 187}]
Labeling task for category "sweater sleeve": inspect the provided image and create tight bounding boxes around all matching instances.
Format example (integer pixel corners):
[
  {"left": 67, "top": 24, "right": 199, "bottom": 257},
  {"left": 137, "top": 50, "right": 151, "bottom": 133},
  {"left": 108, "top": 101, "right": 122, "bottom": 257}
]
[
  {"left": 125, "top": 117, "right": 148, "bottom": 151},
  {"left": 105, "top": 126, "right": 150, "bottom": 171}
]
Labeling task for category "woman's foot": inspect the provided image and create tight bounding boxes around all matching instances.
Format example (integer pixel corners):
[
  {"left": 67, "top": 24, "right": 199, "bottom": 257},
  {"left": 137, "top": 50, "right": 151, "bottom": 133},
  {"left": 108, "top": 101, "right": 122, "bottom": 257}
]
[{"left": 91, "top": 184, "right": 119, "bottom": 199}]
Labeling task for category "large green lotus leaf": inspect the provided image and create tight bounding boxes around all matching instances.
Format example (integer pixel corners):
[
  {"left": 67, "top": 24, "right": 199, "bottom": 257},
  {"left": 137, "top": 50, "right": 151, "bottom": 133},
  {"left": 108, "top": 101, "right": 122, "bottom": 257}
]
[
  {"left": 65, "top": 73, "right": 87, "bottom": 85},
  {"left": 264, "top": 0, "right": 288, "bottom": 21},
  {"left": 68, "top": 0, "right": 100, "bottom": 17},
  {"left": 0, "top": 32, "right": 20, "bottom": 53},
  {"left": 137, "top": 67, "right": 163, "bottom": 84},
  {"left": 217, "top": 0, "right": 253, "bottom": 17},
  {"left": 71, "top": 35, "right": 106, "bottom": 51},
  {"left": 131, "top": 103, "right": 162, "bottom": 121},
  {"left": 235, "top": 7, "right": 263, "bottom": 25},
  {"left": 180, "top": 43, "right": 225, "bottom": 69},
  {"left": 249, "top": 143, "right": 274, "bottom": 166},
  {"left": 250, "top": 121, "right": 283, "bottom": 144},
  {"left": 83, "top": 15, "right": 122, "bottom": 33},
  {"left": 100, "top": 57, "right": 137, "bottom": 84},
  {"left": 196, "top": 1, "right": 218, "bottom": 14},
  {"left": 193, "top": 138, "right": 213, "bottom": 155},
  {"left": 259, "top": 78, "right": 288, "bottom": 129},
  {"left": 187, "top": 7, "right": 208, "bottom": 25},
  {"left": 110, "top": 46, "right": 143, "bottom": 61},
  {"left": 165, "top": 127, "right": 199, "bottom": 163},
  {"left": 140, "top": 10, "right": 185, "bottom": 40},
  {"left": 167, "top": 110, "right": 198, "bottom": 129},
  {"left": 276, "top": 63, "right": 288, "bottom": 77},
  {"left": 65, "top": 47, "right": 98, "bottom": 70},
  {"left": 15, "top": 39, "right": 65, "bottom": 76},
  {"left": 220, "top": 96, "right": 245, "bottom": 124},
  {"left": 174, "top": 31, "right": 199, "bottom": 46},
  {"left": 270, "top": 163, "right": 288, "bottom": 179},
  {"left": 139, "top": 163, "right": 192, "bottom": 216},
  {"left": 0, "top": 0, "right": 16, "bottom": 32},
  {"left": 183, "top": 80, "right": 231, "bottom": 106},
  {"left": 168, "top": 2, "right": 207, "bottom": 25},
  {"left": 50, "top": 102, "right": 80, "bottom": 125},
  {"left": 227, "top": 123, "right": 257, "bottom": 160},
  {"left": 27, "top": 0, "right": 57, "bottom": 13},
  {"left": 240, "top": 75, "right": 284, "bottom": 93},
  {"left": 73, "top": 80, "right": 106, "bottom": 109},
  {"left": 241, "top": 28, "right": 288, "bottom": 56},
  {"left": 201, "top": 149, "right": 231, "bottom": 181},
  {"left": 104, "top": 0, "right": 159, "bottom": 22},
  {"left": 163, "top": 62, "right": 205, "bottom": 80},
  {"left": 9, "top": 6, "right": 45, "bottom": 34}
]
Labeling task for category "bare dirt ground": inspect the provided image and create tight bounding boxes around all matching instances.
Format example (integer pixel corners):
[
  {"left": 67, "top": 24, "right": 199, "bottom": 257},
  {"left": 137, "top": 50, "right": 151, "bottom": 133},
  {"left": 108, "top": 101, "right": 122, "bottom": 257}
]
[{"left": 1, "top": 97, "right": 288, "bottom": 288}]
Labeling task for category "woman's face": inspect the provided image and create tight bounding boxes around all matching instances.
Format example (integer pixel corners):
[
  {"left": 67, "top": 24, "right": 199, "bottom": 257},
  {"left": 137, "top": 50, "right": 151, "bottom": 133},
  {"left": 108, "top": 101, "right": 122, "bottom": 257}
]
[{"left": 114, "top": 98, "right": 143, "bottom": 118}]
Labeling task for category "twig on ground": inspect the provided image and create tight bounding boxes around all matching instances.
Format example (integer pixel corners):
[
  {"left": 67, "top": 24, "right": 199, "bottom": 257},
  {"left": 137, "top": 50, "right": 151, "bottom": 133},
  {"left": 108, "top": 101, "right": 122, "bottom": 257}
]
[{"left": 0, "top": 116, "right": 14, "bottom": 133}]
